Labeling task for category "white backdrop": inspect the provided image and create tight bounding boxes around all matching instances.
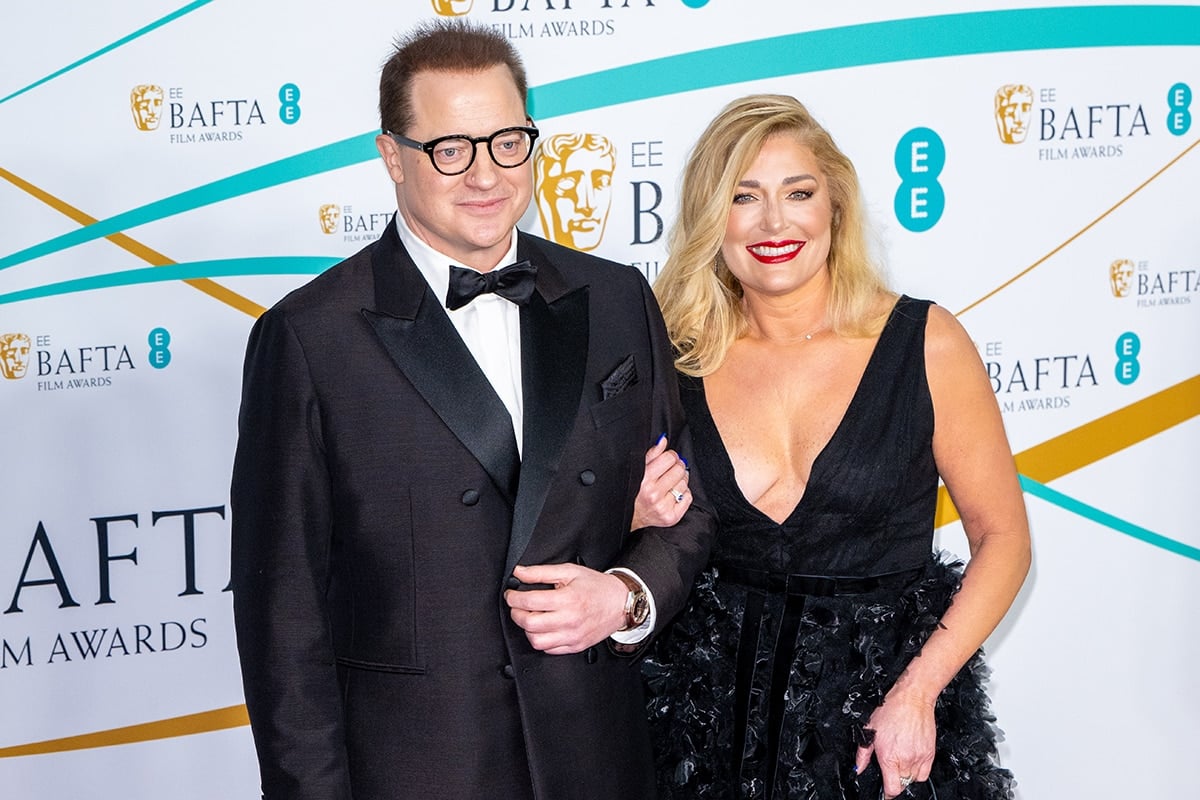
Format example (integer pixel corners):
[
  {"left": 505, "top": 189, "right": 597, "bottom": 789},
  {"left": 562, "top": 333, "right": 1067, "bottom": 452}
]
[{"left": 2, "top": 2, "right": 1197, "bottom": 797}]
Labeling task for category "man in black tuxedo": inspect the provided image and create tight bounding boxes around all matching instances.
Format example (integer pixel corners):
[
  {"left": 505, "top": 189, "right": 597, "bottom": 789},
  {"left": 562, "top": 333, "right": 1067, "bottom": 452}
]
[{"left": 230, "top": 20, "right": 714, "bottom": 800}]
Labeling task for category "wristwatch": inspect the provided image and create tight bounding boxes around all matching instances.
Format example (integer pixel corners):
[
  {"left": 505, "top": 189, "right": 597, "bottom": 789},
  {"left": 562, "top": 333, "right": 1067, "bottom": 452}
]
[{"left": 613, "top": 572, "right": 650, "bottom": 631}]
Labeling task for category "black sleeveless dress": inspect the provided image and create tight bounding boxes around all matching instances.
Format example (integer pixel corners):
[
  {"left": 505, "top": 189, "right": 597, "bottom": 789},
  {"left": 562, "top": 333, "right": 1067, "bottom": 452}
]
[{"left": 644, "top": 297, "right": 1014, "bottom": 799}]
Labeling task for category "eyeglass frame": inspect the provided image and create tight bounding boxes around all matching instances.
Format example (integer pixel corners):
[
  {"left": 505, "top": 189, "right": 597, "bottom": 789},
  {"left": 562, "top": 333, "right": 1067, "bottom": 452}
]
[{"left": 385, "top": 121, "right": 540, "bottom": 176}]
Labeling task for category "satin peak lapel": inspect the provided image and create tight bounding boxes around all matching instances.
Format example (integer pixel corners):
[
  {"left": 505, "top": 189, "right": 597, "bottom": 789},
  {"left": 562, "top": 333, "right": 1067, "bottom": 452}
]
[
  {"left": 362, "top": 242, "right": 520, "bottom": 502},
  {"left": 504, "top": 286, "right": 589, "bottom": 575}
]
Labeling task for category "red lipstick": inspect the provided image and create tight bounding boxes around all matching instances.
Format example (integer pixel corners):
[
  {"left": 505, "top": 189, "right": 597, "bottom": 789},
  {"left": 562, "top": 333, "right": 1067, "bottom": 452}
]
[{"left": 746, "top": 240, "right": 804, "bottom": 264}]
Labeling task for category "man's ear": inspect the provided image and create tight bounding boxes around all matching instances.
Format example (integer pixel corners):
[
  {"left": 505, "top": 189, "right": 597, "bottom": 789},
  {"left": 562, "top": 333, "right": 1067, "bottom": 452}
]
[{"left": 376, "top": 134, "right": 405, "bottom": 185}]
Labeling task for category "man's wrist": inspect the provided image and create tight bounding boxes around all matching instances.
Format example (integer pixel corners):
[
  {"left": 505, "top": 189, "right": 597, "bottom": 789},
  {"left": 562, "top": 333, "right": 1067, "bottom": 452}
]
[
  {"left": 612, "top": 571, "right": 649, "bottom": 632},
  {"left": 607, "top": 568, "right": 656, "bottom": 646}
]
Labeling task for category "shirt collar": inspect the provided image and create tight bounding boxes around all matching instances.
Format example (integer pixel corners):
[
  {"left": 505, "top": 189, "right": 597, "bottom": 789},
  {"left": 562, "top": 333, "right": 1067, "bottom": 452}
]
[{"left": 393, "top": 213, "right": 519, "bottom": 306}]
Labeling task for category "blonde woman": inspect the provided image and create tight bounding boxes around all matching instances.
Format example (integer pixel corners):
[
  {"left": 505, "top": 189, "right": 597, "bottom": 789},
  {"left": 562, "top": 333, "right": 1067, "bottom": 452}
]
[{"left": 644, "top": 95, "right": 1030, "bottom": 799}]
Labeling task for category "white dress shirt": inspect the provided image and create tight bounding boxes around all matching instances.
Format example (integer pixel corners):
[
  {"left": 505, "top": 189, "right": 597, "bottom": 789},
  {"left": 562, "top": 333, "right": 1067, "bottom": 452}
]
[{"left": 395, "top": 216, "right": 525, "bottom": 456}]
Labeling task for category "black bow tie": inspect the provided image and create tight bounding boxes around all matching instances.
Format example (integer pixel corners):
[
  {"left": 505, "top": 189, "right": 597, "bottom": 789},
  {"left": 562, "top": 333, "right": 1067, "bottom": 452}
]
[{"left": 445, "top": 260, "right": 538, "bottom": 310}]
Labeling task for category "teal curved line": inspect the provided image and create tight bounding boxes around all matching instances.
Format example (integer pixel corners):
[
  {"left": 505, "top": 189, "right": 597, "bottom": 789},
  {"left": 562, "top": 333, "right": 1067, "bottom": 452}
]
[
  {"left": 2, "top": 5, "right": 1198, "bottom": 274},
  {"left": 528, "top": 5, "right": 1200, "bottom": 119},
  {"left": 0, "top": 257, "right": 337, "bottom": 306},
  {"left": 0, "top": 1, "right": 216, "bottom": 106},
  {"left": 0, "top": 132, "right": 377, "bottom": 272},
  {"left": 1019, "top": 475, "right": 1200, "bottom": 562}
]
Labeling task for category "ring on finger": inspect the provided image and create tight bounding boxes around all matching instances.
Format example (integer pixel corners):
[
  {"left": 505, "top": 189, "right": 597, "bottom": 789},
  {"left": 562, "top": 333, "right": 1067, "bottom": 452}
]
[
  {"left": 899, "top": 775, "right": 913, "bottom": 789},
  {"left": 670, "top": 488, "right": 685, "bottom": 503}
]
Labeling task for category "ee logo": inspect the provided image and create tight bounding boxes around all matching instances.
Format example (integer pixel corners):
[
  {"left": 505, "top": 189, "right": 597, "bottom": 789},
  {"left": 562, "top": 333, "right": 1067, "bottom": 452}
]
[
  {"left": 279, "top": 83, "right": 301, "bottom": 125},
  {"left": 149, "top": 327, "right": 171, "bottom": 369},
  {"left": 894, "top": 127, "right": 945, "bottom": 232},
  {"left": 1167, "top": 82, "right": 1191, "bottom": 136},
  {"left": 1115, "top": 331, "right": 1140, "bottom": 386}
]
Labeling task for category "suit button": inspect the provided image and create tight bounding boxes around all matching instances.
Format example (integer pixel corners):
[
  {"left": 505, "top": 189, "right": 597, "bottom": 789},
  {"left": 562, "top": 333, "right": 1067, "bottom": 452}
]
[
  {"left": 500, "top": 664, "right": 516, "bottom": 679},
  {"left": 578, "top": 470, "right": 596, "bottom": 486},
  {"left": 584, "top": 647, "right": 598, "bottom": 664},
  {"left": 505, "top": 575, "right": 520, "bottom": 590},
  {"left": 461, "top": 489, "right": 480, "bottom": 506}
]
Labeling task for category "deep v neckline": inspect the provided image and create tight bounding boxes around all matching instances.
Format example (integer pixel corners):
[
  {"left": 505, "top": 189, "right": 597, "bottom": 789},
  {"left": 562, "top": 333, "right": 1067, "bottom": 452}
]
[{"left": 696, "top": 298, "right": 904, "bottom": 527}]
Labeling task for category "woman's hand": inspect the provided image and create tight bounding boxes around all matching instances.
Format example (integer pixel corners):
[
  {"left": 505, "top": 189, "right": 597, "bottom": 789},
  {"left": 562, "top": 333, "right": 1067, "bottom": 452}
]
[
  {"left": 855, "top": 687, "right": 937, "bottom": 798},
  {"left": 630, "top": 435, "right": 691, "bottom": 530}
]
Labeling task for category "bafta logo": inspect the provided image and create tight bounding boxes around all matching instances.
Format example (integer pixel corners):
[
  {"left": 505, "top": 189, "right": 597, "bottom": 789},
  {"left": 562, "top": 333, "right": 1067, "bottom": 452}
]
[
  {"left": 994, "top": 84, "right": 1033, "bottom": 144},
  {"left": 431, "top": 0, "right": 473, "bottom": 16},
  {"left": 131, "top": 84, "right": 165, "bottom": 131},
  {"left": 1109, "top": 259, "right": 1134, "bottom": 298},
  {"left": 535, "top": 133, "right": 615, "bottom": 253},
  {"left": 319, "top": 204, "right": 341, "bottom": 235},
  {"left": 0, "top": 333, "right": 31, "bottom": 380}
]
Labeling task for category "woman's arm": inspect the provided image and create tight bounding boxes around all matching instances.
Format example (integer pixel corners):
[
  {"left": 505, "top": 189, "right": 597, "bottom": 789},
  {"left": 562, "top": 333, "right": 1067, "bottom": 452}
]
[{"left": 857, "top": 303, "right": 1032, "bottom": 797}]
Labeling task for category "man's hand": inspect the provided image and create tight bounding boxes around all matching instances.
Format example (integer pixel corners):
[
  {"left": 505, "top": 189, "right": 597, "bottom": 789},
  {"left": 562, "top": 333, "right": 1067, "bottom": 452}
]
[{"left": 504, "top": 563, "right": 627, "bottom": 654}]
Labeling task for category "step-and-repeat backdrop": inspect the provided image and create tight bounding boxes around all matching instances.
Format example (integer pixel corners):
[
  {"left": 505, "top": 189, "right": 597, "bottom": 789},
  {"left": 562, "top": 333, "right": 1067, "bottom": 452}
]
[{"left": 2, "top": 2, "right": 1197, "bottom": 797}]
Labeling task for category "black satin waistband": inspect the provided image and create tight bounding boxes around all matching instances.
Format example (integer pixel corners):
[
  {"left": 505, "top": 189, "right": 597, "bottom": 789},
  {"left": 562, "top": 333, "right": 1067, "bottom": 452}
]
[
  {"left": 717, "top": 563, "right": 924, "bottom": 799},
  {"left": 717, "top": 564, "right": 924, "bottom": 597}
]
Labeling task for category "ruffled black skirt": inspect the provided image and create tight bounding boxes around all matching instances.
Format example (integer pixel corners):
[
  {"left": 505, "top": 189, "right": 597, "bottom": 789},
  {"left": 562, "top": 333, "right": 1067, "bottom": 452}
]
[{"left": 643, "top": 556, "right": 1014, "bottom": 799}]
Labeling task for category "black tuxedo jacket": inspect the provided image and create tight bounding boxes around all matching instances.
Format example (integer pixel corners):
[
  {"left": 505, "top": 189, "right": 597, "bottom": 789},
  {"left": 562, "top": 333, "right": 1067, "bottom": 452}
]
[{"left": 231, "top": 222, "right": 715, "bottom": 800}]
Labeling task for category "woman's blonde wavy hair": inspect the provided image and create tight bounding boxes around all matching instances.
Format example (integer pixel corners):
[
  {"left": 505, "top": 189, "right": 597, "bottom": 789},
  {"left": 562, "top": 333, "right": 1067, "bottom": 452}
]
[{"left": 655, "top": 94, "right": 891, "bottom": 376}]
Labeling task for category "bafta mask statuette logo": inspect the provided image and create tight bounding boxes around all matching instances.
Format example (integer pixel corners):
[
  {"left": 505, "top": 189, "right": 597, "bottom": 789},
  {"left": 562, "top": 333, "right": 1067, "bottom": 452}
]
[
  {"left": 535, "top": 133, "right": 616, "bottom": 253},
  {"left": 319, "top": 204, "right": 340, "bottom": 235},
  {"left": 131, "top": 84, "right": 165, "bottom": 131},
  {"left": 994, "top": 84, "right": 1033, "bottom": 144},
  {"left": 1110, "top": 259, "right": 1134, "bottom": 298},
  {"left": 432, "top": 0, "right": 473, "bottom": 16},
  {"left": 0, "top": 333, "right": 32, "bottom": 380}
]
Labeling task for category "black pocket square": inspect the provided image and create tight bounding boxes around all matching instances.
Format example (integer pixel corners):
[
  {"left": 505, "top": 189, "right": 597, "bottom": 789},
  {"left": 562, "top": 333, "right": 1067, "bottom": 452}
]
[{"left": 601, "top": 354, "right": 638, "bottom": 400}]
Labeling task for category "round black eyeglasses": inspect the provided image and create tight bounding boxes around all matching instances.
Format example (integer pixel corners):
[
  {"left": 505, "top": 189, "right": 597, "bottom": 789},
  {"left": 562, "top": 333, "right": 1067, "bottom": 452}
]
[{"left": 386, "top": 125, "right": 540, "bottom": 176}]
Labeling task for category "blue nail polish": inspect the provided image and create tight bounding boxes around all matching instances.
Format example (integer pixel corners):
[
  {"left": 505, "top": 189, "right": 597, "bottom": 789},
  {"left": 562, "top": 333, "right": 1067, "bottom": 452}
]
[
  {"left": 680, "top": 456, "right": 689, "bottom": 469},
  {"left": 657, "top": 432, "right": 667, "bottom": 444}
]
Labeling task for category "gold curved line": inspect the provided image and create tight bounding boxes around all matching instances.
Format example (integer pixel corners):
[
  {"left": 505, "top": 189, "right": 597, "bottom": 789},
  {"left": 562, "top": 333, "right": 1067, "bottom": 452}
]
[
  {"left": 0, "top": 167, "right": 265, "bottom": 318},
  {"left": 936, "top": 373, "right": 1200, "bottom": 527},
  {"left": 0, "top": 704, "right": 249, "bottom": 758},
  {"left": 956, "top": 137, "right": 1200, "bottom": 317}
]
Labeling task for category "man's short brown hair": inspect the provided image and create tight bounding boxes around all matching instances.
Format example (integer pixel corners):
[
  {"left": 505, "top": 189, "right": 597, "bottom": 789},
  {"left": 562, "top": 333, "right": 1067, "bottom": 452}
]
[{"left": 379, "top": 20, "right": 528, "bottom": 136}]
